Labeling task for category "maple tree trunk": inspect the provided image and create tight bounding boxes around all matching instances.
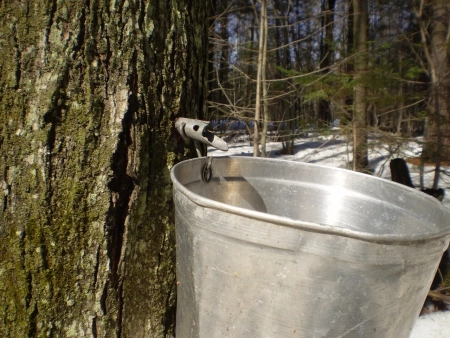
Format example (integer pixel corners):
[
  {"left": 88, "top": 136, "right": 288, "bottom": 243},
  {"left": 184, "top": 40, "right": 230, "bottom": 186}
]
[{"left": 0, "top": 1, "right": 209, "bottom": 337}]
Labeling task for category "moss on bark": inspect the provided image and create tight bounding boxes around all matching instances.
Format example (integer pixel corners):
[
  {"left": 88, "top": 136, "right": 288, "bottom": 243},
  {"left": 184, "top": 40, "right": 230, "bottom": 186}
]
[{"left": 0, "top": 1, "right": 209, "bottom": 337}]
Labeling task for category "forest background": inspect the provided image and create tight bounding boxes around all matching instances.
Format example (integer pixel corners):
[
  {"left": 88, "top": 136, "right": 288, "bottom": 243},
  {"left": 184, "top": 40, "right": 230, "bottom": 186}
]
[{"left": 207, "top": 0, "right": 450, "bottom": 184}]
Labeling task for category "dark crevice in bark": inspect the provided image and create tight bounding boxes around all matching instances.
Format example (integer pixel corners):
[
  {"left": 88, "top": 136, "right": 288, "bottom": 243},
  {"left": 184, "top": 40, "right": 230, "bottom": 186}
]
[
  {"left": 23, "top": 231, "right": 36, "bottom": 337},
  {"left": 104, "top": 33, "right": 111, "bottom": 88},
  {"left": 89, "top": 0, "right": 98, "bottom": 37},
  {"left": 28, "top": 303, "right": 38, "bottom": 338},
  {"left": 22, "top": 219, "right": 36, "bottom": 334},
  {"left": 93, "top": 246, "right": 100, "bottom": 289},
  {"left": 100, "top": 281, "right": 108, "bottom": 315},
  {"left": 106, "top": 49, "right": 139, "bottom": 338},
  {"left": 92, "top": 316, "right": 98, "bottom": 338},
  {"left": 43, "top": 64, "right": 70, "bottom": 202},
  {"left": 12, "top": 23, "right": 21, "bottom": 90},
  {"left": 25, "top": 271, "right": 32, "bottom": 308},
  {"left": 39, "top": 234, "right": 50, "bottom": 272},
  {"left": 138, "top": 0, "right": 145, "bottom": 31},
  {"left": 169, "top": 33, "right": 176, "bottom": 77},
  {"left": 45, "top": 0, "right": 58, "bottom": 47},
  {"left": 1, "top": 165, "right": 8, "bottom": 213},
  {"left": 107, "top": 80, "right": 134, "bottom": 286},
  {"left": 163, "top": 279, "right": 176, "bottom": 337},
  {"left": 106, "top": 156, "right": 132, "bottom": 337},
  {"left": 156, "top": 77, "right": 164, "bottom": 128},
  {"left": 72, "top": 3, "right": 86, "bottom": 58}
]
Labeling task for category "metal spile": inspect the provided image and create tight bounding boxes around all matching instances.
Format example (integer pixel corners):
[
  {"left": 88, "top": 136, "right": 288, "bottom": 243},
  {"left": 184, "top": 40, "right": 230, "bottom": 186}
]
[{"left": 175, "top": 117, "right": 229, "bottom": 151}]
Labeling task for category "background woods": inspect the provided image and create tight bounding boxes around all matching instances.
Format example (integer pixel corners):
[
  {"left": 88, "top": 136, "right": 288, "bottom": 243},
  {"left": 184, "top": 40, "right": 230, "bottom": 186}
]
[{"left": 208, "top": 0, "right": 450, "bottom": 173}]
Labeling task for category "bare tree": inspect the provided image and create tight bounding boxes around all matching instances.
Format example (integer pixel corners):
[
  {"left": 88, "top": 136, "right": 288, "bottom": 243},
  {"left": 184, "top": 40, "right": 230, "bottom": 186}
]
[
  {"left": 352, "top": 0, "right": 369, "bottom": 171},
  {"left": 414, "top": 0, "right": 450, "bottom": 188},
  {"left": 318, "top": 0, "right": 336, "bottom": 126},
  {"left": 255, "top": 0, "right": 269, "bottom": 157}
]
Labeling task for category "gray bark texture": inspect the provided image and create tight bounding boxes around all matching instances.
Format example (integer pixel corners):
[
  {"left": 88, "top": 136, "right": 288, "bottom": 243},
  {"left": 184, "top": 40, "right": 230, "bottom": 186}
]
[{"left": 0, "top": 1, "right": 209, "bottom": 337}]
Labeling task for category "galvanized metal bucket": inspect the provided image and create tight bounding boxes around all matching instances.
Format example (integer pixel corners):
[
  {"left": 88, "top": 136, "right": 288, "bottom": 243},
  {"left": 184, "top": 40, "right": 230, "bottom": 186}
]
[{"left": 170, "top": 156, "right": 450, "bottom": 338}]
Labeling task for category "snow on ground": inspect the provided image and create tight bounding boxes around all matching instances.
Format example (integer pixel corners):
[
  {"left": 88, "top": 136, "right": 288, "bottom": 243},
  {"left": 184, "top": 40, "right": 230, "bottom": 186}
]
[
  {"left": 410, "top": 311, "right": 450, "bottom": 338},
  {"left": 208, "top": 132, "right": 450, "bottom": 337}
]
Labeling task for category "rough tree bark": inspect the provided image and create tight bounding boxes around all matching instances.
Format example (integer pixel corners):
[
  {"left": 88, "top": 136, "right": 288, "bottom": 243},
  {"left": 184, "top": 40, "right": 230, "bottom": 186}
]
[{"left": 0, "top": 1, "right": 209, "bottom": 337}]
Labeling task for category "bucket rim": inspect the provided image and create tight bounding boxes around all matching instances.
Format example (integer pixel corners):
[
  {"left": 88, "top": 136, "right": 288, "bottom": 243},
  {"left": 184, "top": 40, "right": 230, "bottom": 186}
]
[{"left": 171, "top": 156, "right": 450, "bottom": 245}]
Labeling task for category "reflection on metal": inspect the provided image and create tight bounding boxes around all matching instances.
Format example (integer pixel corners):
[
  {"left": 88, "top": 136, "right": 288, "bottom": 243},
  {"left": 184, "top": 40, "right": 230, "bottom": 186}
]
[{"left": 171, "top": 156, "right": 450, "bottom": 338}]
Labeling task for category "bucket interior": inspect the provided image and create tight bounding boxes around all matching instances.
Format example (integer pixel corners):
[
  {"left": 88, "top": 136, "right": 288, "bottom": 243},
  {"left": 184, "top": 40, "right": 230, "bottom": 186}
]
[{"left": 174, "top": 157, "right": 449, "bottom": 239}]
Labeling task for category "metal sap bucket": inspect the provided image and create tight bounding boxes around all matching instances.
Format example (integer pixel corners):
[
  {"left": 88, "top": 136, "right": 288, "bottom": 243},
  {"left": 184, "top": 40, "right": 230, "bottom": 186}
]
[{"left": 170, "top": 157, "right": 450, "bottom": 338}]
